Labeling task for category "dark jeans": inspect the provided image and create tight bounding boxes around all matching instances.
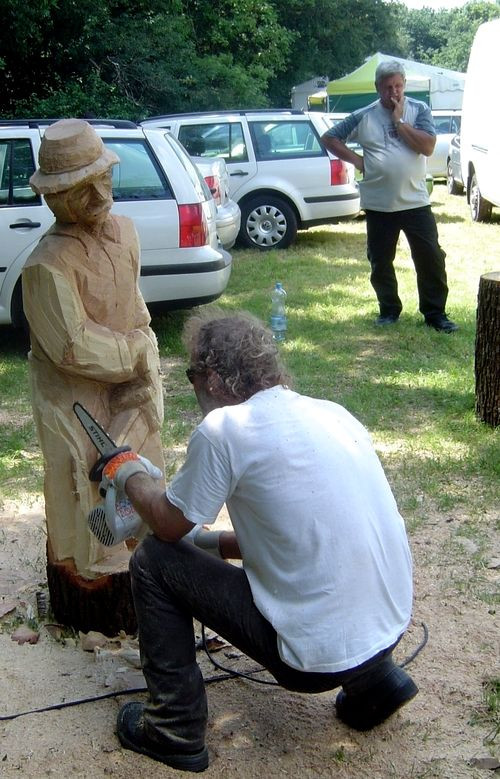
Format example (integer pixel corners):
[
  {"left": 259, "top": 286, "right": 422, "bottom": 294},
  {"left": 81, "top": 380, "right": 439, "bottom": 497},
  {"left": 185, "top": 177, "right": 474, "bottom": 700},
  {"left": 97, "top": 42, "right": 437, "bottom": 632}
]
[
  {"left": 365, "top": 206, "right": 448, "bottom": 319},
  {"left": 129, "top": 535, "right": 399, "bottom": 751}
]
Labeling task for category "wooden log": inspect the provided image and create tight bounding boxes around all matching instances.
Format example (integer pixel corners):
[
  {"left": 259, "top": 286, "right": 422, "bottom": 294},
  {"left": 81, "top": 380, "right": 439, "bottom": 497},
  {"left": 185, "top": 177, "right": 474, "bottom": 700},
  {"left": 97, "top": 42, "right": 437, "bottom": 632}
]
[
  {"left": 475, "top": 271, "right": 500, "bottom": 427},
  {"left": 47, "top": 555, "right": 137, "bottom": 636}
]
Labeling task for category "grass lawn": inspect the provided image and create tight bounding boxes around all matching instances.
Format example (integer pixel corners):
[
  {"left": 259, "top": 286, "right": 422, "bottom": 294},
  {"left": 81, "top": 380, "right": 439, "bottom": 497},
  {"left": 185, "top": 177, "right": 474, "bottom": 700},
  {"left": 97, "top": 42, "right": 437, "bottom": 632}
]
[
  {"left": 0, "top": 183, "right": 498, "bottom": 762},
  {"left": 0, "top": 183, "right": 498, "bottom": 532},
  {"left": 154, "top": 184, "right": 499, "bottom": 529}
]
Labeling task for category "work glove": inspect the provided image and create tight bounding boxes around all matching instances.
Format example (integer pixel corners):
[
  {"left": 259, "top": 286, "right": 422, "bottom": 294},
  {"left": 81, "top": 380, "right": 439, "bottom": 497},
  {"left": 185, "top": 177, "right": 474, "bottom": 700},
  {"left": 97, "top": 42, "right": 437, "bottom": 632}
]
[
  {"left": 185, "top": 524, "right": 223, "bottom": 558},
  {"left": 91, "top": 449, "right": 162, "bottom": 493}
]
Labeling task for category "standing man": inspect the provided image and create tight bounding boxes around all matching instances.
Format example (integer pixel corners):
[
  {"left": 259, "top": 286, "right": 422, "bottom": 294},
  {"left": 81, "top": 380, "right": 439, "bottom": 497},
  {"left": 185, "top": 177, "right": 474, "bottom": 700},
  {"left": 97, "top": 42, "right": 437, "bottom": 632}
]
[
  {"left": 321, "top": 61, "right": 457, "bottom": 332},
  {"left": 95, "top": 310, "right": 418, "bottom": 772}
]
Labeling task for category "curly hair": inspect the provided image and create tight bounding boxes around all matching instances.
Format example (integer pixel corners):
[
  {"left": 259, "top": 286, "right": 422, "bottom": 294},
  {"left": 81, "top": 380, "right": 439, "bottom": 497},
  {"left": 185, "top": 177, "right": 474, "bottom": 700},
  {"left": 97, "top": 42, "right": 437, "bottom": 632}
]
[{"left": 182, "top": 308, "right": 291, "bottom": 402}]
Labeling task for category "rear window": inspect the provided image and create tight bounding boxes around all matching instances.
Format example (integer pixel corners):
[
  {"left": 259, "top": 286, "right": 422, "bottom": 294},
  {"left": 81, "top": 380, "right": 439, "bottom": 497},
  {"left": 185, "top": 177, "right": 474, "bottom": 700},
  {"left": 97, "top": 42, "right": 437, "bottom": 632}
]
[
  {"left": 249, "top": 120, "right": 325, "bottom": 160},
  {"left": 178, "top": 122, "right": 247, "bottom": 162},
  {"left": 105, "top": 140, "right": 173, "bottom": 201},
  {"left": 433, "top": 115, "right": 461, "bottom": 135},
  {"left": 163, "top": 132, "right": 212, "bottom": 200}
]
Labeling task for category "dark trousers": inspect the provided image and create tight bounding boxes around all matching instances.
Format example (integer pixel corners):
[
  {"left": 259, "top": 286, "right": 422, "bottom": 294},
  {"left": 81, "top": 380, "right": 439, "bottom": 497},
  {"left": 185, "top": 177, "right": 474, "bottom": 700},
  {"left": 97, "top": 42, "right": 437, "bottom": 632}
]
[
  {"left": 129, "top": 535, "right": 399, "bottom": 751},
  {"left": 365, "top": 206, "right": 448, "bottom": 319}
]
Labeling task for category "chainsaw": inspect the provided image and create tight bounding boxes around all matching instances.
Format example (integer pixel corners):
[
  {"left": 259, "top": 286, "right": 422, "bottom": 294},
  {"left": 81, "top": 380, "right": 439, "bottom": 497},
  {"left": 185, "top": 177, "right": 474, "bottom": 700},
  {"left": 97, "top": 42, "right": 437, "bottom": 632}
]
[{"left": 73, "top": 402, "right": 146, "bottom": 547}]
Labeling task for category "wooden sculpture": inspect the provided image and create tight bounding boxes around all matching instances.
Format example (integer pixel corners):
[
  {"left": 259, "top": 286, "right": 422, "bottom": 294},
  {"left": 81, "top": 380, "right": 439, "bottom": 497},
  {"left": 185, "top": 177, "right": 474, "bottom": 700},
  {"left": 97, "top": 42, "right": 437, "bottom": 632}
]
[{"left": 23, "top": 119, "right": 164, "bottom": 632}]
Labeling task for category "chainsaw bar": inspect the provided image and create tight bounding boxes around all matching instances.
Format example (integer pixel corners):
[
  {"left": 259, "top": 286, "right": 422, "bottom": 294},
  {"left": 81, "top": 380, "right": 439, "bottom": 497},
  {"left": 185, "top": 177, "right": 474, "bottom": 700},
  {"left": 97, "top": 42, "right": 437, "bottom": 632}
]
[{"left": 73, "top": 402, "right": 118, "bottom": 455}]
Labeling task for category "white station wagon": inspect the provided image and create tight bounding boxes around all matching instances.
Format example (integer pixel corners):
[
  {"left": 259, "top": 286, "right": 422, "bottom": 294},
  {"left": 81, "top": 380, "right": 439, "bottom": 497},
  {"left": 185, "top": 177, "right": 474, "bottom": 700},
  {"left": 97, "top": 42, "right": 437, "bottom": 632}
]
[
  {"left": 141, "top": 110, "right": 360, "bottom": 251},
  {"left": 0, "top": 119, "right": 232, "bottom": 328}
]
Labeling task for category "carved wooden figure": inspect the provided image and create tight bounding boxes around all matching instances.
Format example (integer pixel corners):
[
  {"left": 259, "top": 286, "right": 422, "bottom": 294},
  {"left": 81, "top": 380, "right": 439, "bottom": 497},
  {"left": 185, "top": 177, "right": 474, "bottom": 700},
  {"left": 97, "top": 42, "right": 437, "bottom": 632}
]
[{"left": 23, "top": 119, "right": 164, "bottom": 632}]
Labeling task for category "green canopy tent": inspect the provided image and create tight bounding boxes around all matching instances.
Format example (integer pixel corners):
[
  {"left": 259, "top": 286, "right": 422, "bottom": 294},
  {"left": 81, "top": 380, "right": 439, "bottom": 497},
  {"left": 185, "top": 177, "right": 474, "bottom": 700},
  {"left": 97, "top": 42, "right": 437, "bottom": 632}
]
[{"left": 326, "top": 54, "right": 430, "bottom": 113}]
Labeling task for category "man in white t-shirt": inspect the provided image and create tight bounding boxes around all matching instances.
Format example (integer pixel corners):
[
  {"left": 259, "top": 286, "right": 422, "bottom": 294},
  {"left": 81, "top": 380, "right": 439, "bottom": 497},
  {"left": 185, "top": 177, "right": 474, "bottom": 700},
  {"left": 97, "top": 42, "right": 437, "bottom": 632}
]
[
  {"left": 96, "top": 310, "right": 417, "bottom": 772},
  {"left": 321, "top": 60, "right": 457, "bottom": 333}
]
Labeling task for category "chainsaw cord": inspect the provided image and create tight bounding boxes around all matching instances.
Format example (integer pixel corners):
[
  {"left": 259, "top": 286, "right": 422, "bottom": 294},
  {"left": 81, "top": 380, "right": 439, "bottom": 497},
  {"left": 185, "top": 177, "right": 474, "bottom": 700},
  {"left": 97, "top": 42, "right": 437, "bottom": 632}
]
[
  {"left": 0, "top": 622, "right": 428, "bottom": 722},
  {"left": 201, "top": 622, "right": 278, "bottom": 686},
  {"left": 399, "top": 621, "right": 429, "bottom": 668}
]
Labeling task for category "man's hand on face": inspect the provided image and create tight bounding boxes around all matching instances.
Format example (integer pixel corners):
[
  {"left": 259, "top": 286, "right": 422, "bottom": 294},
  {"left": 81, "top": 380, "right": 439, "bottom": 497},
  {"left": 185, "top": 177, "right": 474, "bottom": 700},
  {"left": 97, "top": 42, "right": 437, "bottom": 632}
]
[{"left": 391, "top": 94, "right": 404, "bottom": 123}]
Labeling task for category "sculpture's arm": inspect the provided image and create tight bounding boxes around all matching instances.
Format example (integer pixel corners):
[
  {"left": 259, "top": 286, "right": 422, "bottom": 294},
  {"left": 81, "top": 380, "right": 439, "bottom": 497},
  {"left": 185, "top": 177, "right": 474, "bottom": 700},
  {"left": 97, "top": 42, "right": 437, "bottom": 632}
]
[{"left": 23, "top": 262, "right": 154, "bottom": 384}]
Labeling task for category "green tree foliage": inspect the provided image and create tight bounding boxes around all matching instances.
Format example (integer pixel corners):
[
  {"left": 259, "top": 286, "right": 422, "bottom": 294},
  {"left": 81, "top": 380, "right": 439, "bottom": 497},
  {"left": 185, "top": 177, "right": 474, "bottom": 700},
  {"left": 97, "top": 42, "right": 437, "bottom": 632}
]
[
  {"left": 438, "top": 1, "right": 500, "bottom": 71},
  {"left": 267, "top": 0, "right": 405, "bottom": 106},
  {"left": 397, "top": 1, "right": 500, "bottom": 72},
  {"left": 1, "top": 0, "right": 499, "bottom": 117},
  {"left": 0, "top": 0, "right": 289, "bottom": 118},
  {"left": 395, "top": 6, "right": 451, "bottom": 64}
]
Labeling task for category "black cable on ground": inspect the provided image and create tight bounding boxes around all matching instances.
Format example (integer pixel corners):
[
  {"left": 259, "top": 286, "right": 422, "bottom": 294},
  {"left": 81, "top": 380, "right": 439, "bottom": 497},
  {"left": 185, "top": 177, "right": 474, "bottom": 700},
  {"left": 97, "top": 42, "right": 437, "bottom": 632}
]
[
  {"left": 399, "top": 621, "right": 429, "bottom": 668},
  {"left": 0, "top": 622, "right": 428, "bottom": 722}
]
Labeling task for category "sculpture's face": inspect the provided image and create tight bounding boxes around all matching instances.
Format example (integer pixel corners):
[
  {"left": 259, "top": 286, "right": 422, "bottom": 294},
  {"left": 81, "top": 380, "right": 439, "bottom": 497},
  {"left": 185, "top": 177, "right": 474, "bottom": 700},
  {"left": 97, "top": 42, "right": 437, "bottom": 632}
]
[{"left": 68, "top": 171, "right": 114, "bottom": 226}]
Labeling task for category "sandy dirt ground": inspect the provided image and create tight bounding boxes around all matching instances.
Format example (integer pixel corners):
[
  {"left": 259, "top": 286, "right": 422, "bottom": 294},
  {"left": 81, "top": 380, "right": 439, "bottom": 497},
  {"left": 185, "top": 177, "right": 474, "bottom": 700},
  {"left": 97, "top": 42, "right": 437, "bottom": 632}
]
[{"left": 0, "top": 494, "right": 498, "bottom": 779}]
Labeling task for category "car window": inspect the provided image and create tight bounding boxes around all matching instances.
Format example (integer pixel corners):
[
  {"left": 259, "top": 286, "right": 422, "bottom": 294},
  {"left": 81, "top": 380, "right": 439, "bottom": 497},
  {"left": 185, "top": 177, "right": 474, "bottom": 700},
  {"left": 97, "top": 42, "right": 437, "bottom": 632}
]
[
  {"left": 105, "top": 139, "right": 173, "bottom": 201},
  {"left": 450, "top": 116, "right": 461, "bottom": 134},
  {"left": 162, "top": 132, "right": 212, "bottom": 200},
  {"left": 249, "top": 120, "right": 325, "bottom": 160},
  {"left": 0, "top": 139, "right": 40, "bottom": 206},
  {"left": 178, "top": 123, "right": 247, "bottom": 162},
  {"left": 434, "top": 116, "right": 452, "bottom": 134}
]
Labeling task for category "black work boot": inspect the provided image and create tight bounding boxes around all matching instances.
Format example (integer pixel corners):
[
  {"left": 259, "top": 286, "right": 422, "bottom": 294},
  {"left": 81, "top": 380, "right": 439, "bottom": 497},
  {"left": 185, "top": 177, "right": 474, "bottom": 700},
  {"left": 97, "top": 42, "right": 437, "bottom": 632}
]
[
  {"left": 117, "top": 702, "right": 209, "bottom": 772},
  {"left": 335, "top": 656, "right": 418, "bottom": 731}
]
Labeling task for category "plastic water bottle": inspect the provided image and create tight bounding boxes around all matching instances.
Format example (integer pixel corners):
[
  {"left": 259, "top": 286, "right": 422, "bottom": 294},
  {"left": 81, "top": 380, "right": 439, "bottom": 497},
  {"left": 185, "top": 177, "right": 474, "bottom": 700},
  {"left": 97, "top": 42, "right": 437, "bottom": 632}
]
[{"left": 270, "top": 282, "right": 287, "bottom": 342}]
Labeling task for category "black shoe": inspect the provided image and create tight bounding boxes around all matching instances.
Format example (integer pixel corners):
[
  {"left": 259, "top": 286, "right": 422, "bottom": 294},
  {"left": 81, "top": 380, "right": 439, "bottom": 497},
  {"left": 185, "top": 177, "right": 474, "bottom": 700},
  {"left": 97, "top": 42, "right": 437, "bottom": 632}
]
[
  {"left": 425, "top": 314, "right": 458, "bottom": 333},
  {"left": 117, "top": 702, "right": 209, "bottom": 772},
  {"left": 335, "top": 666, "right": 418, "bottom": 731},
  {"left": 375, "top": 314, "right": 399, "bottom": 326}
]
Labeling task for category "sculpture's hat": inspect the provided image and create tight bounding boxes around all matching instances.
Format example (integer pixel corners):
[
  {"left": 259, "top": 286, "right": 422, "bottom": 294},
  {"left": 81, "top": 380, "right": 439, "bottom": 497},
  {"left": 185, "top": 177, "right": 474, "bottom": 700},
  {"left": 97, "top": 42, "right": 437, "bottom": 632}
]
[{"left": 30, "top": 119, "right": 119, "bottom": 195}]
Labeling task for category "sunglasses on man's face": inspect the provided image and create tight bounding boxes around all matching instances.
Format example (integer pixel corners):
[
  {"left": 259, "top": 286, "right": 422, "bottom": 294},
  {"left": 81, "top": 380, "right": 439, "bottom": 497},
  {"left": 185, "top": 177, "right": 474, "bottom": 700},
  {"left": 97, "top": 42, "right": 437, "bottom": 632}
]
[{"left": 186, "top": 367, "right": 205, "bottom": 384}]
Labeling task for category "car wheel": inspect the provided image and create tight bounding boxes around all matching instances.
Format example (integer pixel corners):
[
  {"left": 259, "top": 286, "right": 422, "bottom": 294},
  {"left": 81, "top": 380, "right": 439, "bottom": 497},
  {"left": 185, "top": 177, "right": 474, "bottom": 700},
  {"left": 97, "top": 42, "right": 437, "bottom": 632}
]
[
  {"left": 239, "top": 196, "right": 297, "bottom": 251},
  {"left": 470, "top": 173, "right": 492, "bottom": 222},
  {"left": 447, "top": 160, "right": 463, "bottom": 195}
]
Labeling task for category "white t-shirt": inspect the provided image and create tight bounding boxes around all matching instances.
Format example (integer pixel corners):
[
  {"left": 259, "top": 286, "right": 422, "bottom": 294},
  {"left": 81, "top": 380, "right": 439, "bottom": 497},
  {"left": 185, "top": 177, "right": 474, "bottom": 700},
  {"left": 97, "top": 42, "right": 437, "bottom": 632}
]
[
  {"left": 167, "top": 387, "right": 413, "bottom": 673},
  {"left": 325, "top": 97, "right": 435, "bottom": 212}
]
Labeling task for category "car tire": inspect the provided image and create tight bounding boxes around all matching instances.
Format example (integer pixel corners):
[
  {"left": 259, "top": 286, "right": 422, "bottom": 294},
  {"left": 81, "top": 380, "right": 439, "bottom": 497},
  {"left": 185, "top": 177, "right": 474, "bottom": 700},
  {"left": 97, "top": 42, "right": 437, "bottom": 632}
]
[
  {"left": 447, "top": 160, "right": 463, "bottom": 195},
  {"left": 238, "top": 196, "right": 297, "bottom": 251},
  {"left": 470, "top": 173, "right": 492, "bottom": 222}
]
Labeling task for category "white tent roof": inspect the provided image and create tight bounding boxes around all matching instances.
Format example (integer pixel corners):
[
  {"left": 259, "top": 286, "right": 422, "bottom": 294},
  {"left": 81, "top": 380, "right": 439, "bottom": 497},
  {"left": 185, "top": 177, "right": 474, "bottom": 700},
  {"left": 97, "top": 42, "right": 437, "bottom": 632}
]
[{"left": 377, "top": 53, "right": 465, "bottom": 108}]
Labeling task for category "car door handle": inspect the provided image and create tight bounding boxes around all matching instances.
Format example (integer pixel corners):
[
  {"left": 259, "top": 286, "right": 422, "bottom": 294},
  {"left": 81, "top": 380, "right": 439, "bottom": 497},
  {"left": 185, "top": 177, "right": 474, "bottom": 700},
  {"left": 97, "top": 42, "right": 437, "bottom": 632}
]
[
  {"left": 9, "top": 219, "right": 42, "bottom": 229},
  {"left": 230, "top": 170, "right": 249, "bottom": 177}
]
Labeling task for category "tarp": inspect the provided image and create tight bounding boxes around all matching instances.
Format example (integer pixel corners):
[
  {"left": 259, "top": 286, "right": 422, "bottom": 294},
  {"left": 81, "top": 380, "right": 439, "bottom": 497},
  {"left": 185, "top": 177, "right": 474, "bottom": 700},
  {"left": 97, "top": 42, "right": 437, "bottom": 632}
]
[
  {"left": 326, "top": 53, "right": 465, "bottom": 112},
  {"left": 308, "top": 91, "right": 328, "bottom": 111}
]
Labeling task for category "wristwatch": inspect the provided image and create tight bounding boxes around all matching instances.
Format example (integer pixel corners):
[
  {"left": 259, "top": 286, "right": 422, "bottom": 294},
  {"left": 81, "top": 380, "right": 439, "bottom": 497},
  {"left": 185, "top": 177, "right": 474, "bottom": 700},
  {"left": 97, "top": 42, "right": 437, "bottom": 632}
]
[{"left": 398, "top": 118, "right": 405, "bottom": 125}]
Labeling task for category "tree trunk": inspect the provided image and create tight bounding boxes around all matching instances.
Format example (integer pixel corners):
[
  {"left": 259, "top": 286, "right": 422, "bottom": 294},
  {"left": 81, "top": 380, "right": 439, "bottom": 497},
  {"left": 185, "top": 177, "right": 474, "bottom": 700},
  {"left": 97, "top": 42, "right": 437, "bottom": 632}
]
[
  {"left": 46, "top": 554, "right": 137, "bottom": 636},
  {"left": 475, "top": 272, "right": 500, "bottom": 427}
]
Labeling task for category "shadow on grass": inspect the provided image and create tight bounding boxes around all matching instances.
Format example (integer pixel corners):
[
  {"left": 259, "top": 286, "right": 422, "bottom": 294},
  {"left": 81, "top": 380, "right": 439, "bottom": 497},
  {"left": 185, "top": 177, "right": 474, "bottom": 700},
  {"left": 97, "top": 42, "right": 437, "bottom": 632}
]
[{"left": 0, "top": 326, "right": 30, "bottom": 357}]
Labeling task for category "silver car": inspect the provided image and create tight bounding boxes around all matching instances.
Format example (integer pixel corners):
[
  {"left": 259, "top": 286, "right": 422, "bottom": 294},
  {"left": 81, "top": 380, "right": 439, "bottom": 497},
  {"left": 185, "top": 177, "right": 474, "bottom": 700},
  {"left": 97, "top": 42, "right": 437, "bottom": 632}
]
[
  {"left": 446, "top": 133, "right": 464, "bottom": 195},
  {"left": 191, "top": 155, "right": 241, "bottom": 249},
  {"left": 427, "top": 110, "right": 462, "bottom": 179}
]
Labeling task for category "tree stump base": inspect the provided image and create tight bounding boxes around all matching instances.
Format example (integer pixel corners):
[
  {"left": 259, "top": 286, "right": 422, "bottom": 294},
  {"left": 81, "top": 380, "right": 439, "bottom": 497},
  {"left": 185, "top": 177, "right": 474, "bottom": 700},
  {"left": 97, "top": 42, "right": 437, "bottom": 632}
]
[
  {"left": 47, "top": 558, "right": 137, "bottom": 636},
  {"left": 475, "top": 272, "right": 500, "bottom": 428}
]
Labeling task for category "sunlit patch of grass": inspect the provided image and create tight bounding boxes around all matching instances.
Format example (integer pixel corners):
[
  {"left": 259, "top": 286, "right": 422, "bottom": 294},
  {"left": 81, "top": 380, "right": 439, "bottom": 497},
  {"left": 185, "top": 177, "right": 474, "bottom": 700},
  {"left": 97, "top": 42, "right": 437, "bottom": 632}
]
[
  {"left": 469, "top": 678, "right": 500, "bottom": 747},
  {"left": 0, "top": 187, "right": 498, "bottom": 535}
]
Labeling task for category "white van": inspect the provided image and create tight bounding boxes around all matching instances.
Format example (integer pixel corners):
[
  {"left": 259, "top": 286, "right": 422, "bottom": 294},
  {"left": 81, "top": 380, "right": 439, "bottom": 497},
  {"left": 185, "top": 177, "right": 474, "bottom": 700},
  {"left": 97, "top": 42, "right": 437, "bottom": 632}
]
[{"left": 460, "top": 19, "right": 500, "bottom": 221}]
